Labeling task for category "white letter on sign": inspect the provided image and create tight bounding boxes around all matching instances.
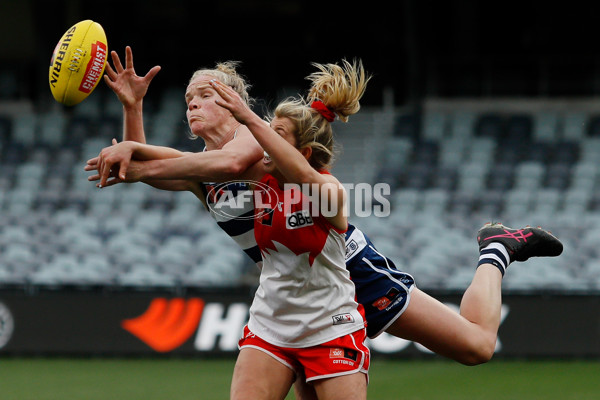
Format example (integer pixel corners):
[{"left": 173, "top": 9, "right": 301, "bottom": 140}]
[{"left": 194, "top": 303, "right": 248, "bottom": 351}]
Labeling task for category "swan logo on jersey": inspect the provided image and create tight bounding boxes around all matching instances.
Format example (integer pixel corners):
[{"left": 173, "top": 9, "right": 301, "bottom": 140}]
[
  {"left": 0, "top": 301, "right": 14, "bottom": 349},
  {"left": 206, "top": 180, "right": 279, "bottom": 221},
  {"left": 332, "top": 313, "right": 355, "bottom": 325},
  {"left": 286, "top": 209, "right": 314, "bottom": 229}
]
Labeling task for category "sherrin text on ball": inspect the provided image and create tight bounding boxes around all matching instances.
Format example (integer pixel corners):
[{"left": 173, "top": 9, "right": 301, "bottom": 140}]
[{"left": 49, "top": 20, "right": 108, "bottom": 106}]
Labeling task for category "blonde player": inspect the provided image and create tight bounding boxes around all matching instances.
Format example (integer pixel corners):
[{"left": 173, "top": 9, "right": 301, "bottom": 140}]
[{"left": 87, "top": 48, "right": 563, "bottom": 399}]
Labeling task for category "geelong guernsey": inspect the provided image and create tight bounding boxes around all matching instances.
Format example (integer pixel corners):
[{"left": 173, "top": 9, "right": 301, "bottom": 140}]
[
  {"left": 198, "top": 136, "right": 263, "bottom": 266},
  {"left": 248, "top": 174, "right": 365, "bottom": 348},
  {"left": 199, "top": 180, "right": 262, "bottom": 266}
]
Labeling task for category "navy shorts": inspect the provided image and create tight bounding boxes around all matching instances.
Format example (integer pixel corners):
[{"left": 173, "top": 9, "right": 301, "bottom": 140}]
[{"left": 345, "top": 224, "right": 415, "bottom": 338}]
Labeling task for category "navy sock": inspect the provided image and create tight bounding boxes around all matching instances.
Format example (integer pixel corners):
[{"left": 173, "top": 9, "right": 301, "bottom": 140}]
[{"left": 478, "top": 242, "right": 510, "bottom": 276}]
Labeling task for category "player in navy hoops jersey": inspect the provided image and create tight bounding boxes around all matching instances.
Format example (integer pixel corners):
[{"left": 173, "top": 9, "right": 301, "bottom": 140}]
[{"left": 87, "top": 48, "right": 563, "bottom": 399}]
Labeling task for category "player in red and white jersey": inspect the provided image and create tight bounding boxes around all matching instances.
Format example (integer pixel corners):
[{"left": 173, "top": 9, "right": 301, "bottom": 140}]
[
  {"left": 250, "top": 173, "right": 365, "bottom": 348},
  {"left": 87, "top": 48, "right": 563, "bottom": 400},
  {"left": 207, "top": 60, "right": 372, "bottom": 399}
]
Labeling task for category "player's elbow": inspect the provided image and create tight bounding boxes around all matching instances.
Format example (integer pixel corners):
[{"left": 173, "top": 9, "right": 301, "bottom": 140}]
[
  {"left": 226, "top": 158, "right": 248, "bottom": 176},
  {"left": 217, "top": 153, "right": 251, "bottom": 178}
]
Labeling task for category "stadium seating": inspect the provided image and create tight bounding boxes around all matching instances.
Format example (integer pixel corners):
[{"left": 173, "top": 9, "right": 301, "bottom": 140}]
[{"left": 0, "top": 91, "right": 598, "bottom": 292}]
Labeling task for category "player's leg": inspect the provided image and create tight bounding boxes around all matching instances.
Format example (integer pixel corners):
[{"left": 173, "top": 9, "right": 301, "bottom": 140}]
[
  {"left": 386, "top": 223, "right": 563, "bottom": 365},
  {"left": 386, "top": 266, "right": 501, "bottom": 365},
  {"left": 297, "top": 329, "right": 370, "bottom": 400},
  {"left": 230, "top": 347, "right": 295, "bottom": 400},
  {"left": 313, "top": 373, "right": 367, "bottom": 400},
  {"left": 293, "top": 379, "right": 319, "bottom": 400}
]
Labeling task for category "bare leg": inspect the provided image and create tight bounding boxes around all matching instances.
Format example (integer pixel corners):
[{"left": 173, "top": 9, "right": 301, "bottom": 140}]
[
  {"left": 230, "top": 347, "right": 295, "bottom": 400},
  {"left": 386, "top": 222, "right": 563, "bottom": 365},
  {"left": 313, "top": 373, "right": 368, "bottom": 400},
  {"left": 294, "top": 380, "right": 318, "bottom": 400},
  {"left": 386, "top": 263, "right": 502, "bottom": 365}
]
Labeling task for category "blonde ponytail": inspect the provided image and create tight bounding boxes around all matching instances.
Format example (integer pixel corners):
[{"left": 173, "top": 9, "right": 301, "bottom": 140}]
[
  {"left": 306, "top": 59, "right": 370, "bottom": 122},
  {"left": 273, "top": 59, "right": 370, "bottom": 170}
]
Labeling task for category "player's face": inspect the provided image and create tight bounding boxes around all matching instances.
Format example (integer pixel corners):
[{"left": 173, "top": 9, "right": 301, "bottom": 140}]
[
  {"left": 263, "top": 116, "right": 302, "bottom": 180},
  {"left": 185, "top": 75, "right": 233, "bottom": 137}
]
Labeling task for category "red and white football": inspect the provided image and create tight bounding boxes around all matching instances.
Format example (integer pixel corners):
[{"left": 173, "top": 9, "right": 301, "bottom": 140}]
[{"left": 49, "top": 20, "right": 108, "bottom": 106}]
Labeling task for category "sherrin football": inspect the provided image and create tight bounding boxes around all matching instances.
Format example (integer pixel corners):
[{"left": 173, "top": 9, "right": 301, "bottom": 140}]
[{"left": 49, "top": 20, "right": 108, "bottom": 106}]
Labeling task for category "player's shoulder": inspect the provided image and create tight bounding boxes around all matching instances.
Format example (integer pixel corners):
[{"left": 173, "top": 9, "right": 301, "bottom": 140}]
[
  {"left": 223, "top": 125, "right": 262, "bottom": 153},
  {"left": 232, "top": 124, "right": 258, "bottom": 141}
]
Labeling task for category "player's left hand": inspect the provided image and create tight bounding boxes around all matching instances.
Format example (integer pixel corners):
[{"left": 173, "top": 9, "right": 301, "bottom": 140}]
[
  {"left": 86, "top": 158, "right": 145, "bottom": 187},
  {"left": 86, "top": 139, "right": 135, "bottom": 187}
]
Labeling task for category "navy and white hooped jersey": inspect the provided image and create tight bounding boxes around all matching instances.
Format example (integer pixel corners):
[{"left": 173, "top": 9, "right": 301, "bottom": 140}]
[{"left": 198, "top": 181, "right": 262, "bottom": 266}]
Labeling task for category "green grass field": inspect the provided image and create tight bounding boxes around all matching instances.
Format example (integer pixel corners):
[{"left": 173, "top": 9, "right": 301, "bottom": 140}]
[{"left": 1, "top": 357, "right": 598, "bottom": 399}]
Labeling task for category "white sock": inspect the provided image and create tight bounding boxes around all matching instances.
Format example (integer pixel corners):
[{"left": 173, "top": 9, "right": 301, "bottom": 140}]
[{"left": 478, "top": 242, "right": 511, "bottom": 276}]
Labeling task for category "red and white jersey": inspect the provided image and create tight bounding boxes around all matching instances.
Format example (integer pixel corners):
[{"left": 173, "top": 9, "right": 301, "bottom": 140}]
[{"left": 248, "top": 174, "right": 365, "bottom": 348}]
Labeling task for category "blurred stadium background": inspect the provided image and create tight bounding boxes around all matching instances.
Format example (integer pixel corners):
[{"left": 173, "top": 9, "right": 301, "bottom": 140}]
[{"left": 1, "top": 0, "right": 599, "bottom": 398}]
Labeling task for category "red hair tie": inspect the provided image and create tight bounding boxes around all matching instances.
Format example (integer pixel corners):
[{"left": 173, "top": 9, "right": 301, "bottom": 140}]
[{"left": 311, "top": 100, "right": 335, "bottom": 122}]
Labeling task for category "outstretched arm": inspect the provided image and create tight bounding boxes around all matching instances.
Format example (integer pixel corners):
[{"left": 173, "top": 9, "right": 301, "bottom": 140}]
[
  {"left": 103, "top": 46, "right": 161, "bottom": 143},
  {"left": 86, "top": 127, "right": 264, "bottom": 187},
  {"left": 90, "top": 45, "right": 163, "bottom": 187},
  {"left": 129, "top": 130, "right": 264, "bottom": 182},
  {"left": 86, "top": 140, "right": 186, "bottom": 186}
]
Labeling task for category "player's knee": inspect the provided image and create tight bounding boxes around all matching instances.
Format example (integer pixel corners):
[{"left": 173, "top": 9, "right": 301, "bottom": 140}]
[
  {"left": 230, "top": 387, "right": 267, "bottom": 400},
  {"left": 460, "top": 339, "right": 495, "bottom": 366},
  {"left": 294, "top": 381, "right": 318, "bottom": 400},
  {"left": 461, "top": 351, "right": 493, "bottom": 366}
]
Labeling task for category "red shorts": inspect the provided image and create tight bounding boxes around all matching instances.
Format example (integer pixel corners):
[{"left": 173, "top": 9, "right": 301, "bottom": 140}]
[{"left": 238, "top": 325, "right": 370, "bottom": 383}]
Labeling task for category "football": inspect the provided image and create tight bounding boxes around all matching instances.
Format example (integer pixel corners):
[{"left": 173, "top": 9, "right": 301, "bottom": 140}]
[{"left": 49, "top": 20, "right": 108, "bottom": 106}]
